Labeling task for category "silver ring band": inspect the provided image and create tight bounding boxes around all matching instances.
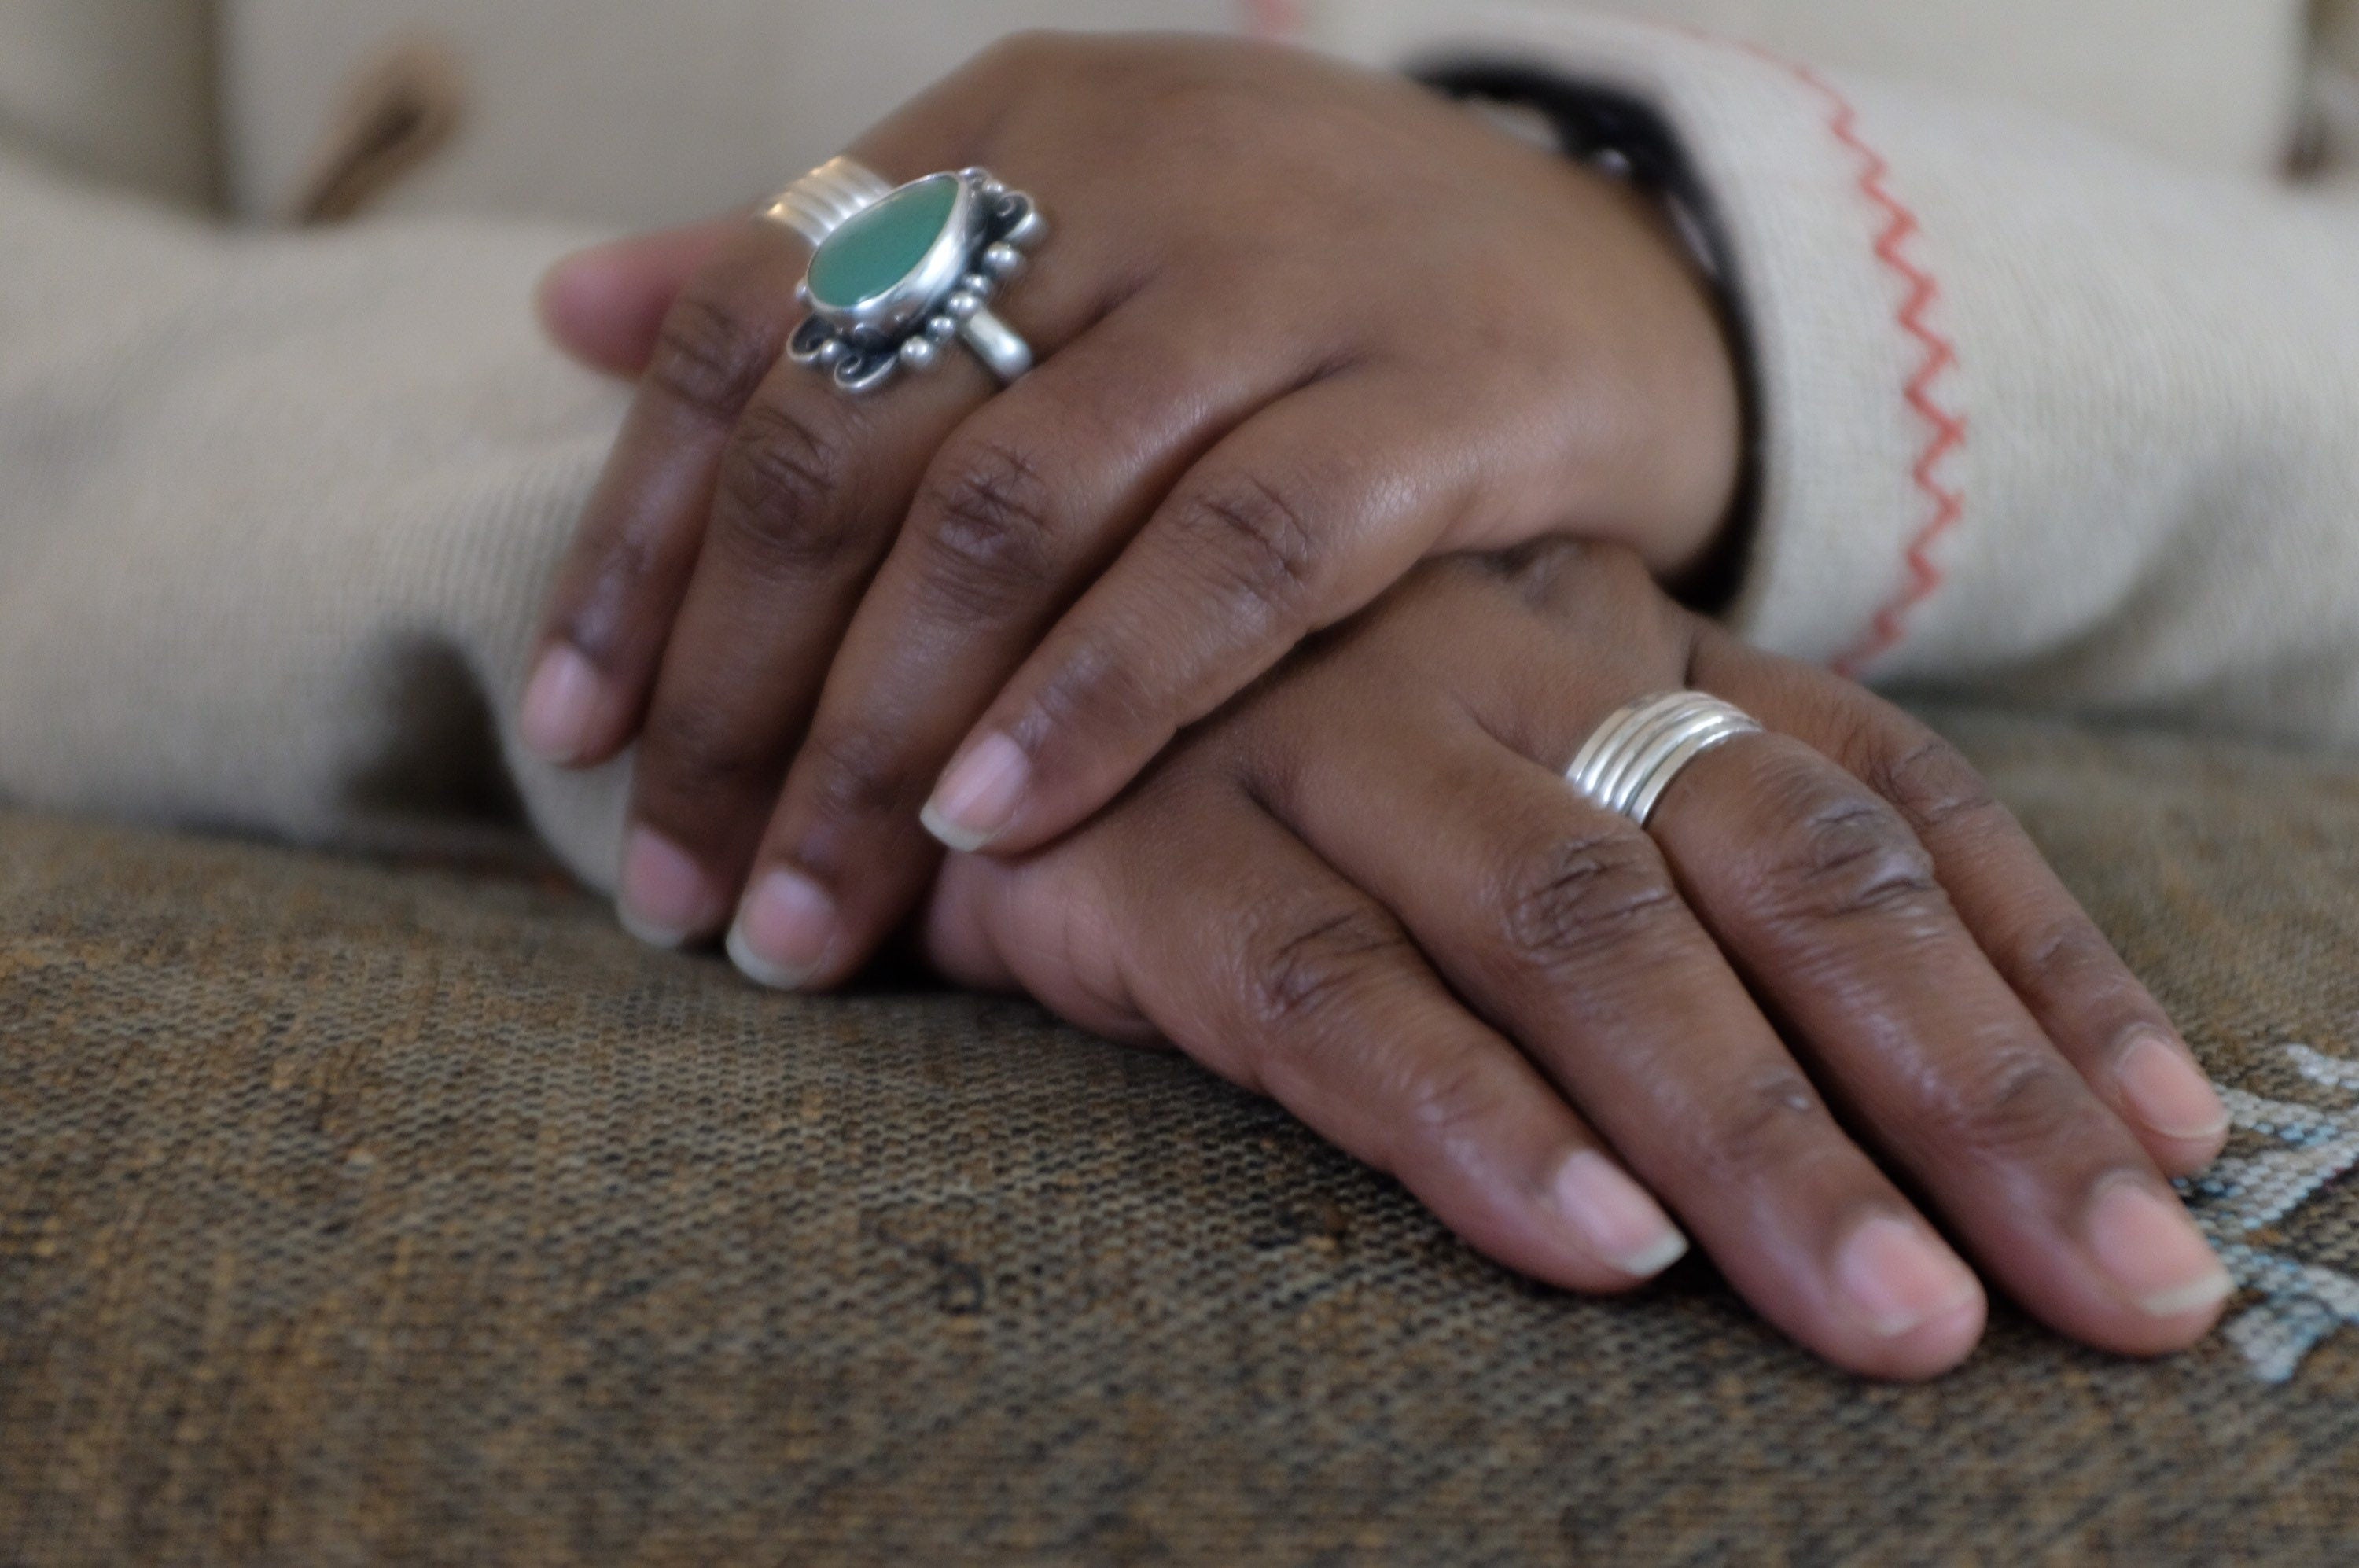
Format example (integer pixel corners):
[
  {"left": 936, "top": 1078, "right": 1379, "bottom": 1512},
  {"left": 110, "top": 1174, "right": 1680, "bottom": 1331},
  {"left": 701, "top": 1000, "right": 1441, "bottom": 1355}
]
[
  {"left": 765, "top": 156, "right": 1045, "bottom": 394},
  {"left": 1566, "top": 692, "right": 1765, "bottom": 827},
  {"left": 760, "top": 156, "right": 893, "bottom": 248}
]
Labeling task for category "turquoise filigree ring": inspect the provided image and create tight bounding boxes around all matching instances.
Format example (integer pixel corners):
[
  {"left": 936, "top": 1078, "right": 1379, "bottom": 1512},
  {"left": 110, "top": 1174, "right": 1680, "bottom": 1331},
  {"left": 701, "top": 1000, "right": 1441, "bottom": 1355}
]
[{"left": 761, "top": 157, "right": 1047, "bottom": 395}]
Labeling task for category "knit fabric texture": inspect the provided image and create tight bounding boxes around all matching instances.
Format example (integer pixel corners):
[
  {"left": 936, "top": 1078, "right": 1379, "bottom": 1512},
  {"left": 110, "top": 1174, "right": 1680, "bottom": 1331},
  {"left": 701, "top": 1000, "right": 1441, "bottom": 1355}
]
[{"left": 5, "top": 708, "right": 2358, "bottom": 1565}]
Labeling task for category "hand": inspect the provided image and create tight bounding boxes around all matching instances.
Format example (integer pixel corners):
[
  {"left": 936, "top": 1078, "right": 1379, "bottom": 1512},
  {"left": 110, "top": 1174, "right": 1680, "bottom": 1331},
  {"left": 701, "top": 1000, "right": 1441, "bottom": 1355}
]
[
  {"left": 523, "top": 32, "right": 1742, "bottom": 987},
  {"left": 916, "top": 543, "right": 2234, "bottom": 1380}
]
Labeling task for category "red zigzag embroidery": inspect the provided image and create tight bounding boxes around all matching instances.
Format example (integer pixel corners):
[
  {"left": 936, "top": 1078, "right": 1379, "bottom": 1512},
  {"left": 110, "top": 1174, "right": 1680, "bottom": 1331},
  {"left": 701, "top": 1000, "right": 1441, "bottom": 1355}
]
[{"left": 1699, "top": 40, "right": 1968, "bottom": 675}]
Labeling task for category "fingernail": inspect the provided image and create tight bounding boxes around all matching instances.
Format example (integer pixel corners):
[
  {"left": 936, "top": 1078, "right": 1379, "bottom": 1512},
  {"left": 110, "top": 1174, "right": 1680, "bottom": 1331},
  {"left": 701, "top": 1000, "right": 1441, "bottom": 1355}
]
[
  {"left": 922, "top": 733, "right": 1030, "bottom": 852},
  {"left": 2118, "top": 1032, "right": 2230, "bottom": 1141},
  {"left": 1838, "top": 1215, "right": 1982, "bottom": 1338},
  {"left": 1552, "top": 1150, "right": 1689, "bottom": 1278},
  {"left": 519, "top": 645, "right": 603, "bottom": 764},
  {"left": 2089, "top": 1178, "right": 2234, "bottom": 1317},
  {"left": 616, "top": 827, "right": 721, "bottom": 948},
  {"left": 727, "top": 868, "right": 838, "bottom": 989}
]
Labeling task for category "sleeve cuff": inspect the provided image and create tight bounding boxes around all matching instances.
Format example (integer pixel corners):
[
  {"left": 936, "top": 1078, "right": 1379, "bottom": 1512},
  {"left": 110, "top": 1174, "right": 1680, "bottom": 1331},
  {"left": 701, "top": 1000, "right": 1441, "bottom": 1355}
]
[{"left": 1316, "top": 2, "right": 1969, "bottom": 675}]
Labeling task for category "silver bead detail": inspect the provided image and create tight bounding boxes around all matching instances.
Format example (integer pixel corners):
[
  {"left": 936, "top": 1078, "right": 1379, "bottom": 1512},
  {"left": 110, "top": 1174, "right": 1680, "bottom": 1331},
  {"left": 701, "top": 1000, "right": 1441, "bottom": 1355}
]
[
  {"left": 941, "top": 291, "right": 983, "bottom": 322},
  {"left": 959, "top": 271, "right": 995, "bottom": 300},
  {"left": 900, "top": 335, "right": 942, "bottom": 371},
  {"left": 923, "top": 315, "right": 961, "bottom": 342},
  {"left": 998, "top": 205, "right": 1047, "bottom": 251},
  {"left": 979, "top": 243, "right": 1025, "bottom": 280}
]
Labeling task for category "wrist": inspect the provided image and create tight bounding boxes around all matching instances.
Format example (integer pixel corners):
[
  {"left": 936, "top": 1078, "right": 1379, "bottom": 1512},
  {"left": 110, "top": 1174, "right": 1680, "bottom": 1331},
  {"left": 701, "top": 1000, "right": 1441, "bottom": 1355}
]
[{"left": 1420, "top": 64, "right": 1758, "bottom": 602}]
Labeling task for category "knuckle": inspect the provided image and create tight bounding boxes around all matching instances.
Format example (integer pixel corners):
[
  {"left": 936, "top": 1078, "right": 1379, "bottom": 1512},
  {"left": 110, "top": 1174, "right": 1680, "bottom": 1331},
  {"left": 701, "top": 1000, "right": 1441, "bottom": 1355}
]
[
  {"left": 1698, "top": 1066, "right": 1833, "bottom": 1179},
  {"left": 647, "top": 292, "right": 778, "bottom": 423},
  {"left": 558, "top": 535, "right": 662, "bottom": 664},
  {"left": 1379, "top": 1051, "right": 1516, "bottom": 1172},
  {"left": 640, "top": 694, "right": 771, "bottom": 798},
  {"left": 1916, "top": 1047, "right": 2093, "bottom": 1160},
  {"left": 1172, "top": 473, "right": 1325, "bottom": 635},
  {"left": 918, "top": 440, "right": 1063, "bottom": 614},
  {"left": 797, "top": 725, "right": 918, "bottom": 826},
  {"left": 1246, "top": 906, "right": 1408, "bottom": 1031},
  {"left": 1025, "top": 633, "right": 1157, "bottom": 743},
  {"left": 1763, "top": 774, "right": 1944, "bottom": 926},
  {"left": 1868, "top": 734, "right": 2007, "bottom": 840},
  {"left": 2019, "top": 915, "right": 2133, "bottom": 996},
  {"left": 719, "top": 400, "right": 862, "bottom": 570},
  {"left": 1497, "top": 830, "right": 1683, "bottom": 974}
]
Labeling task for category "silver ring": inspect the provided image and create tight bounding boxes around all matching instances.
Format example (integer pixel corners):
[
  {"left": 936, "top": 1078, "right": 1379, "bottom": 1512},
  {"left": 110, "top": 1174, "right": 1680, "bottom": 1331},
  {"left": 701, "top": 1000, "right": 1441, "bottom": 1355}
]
[
  {"left": 760, "top": 156, "right": 1047, "bottom": 395},
  {"left": 1566, "top": 692, "right": 1764, "bottom": 828},
  {"left": 760, "top": 156, "right": 892, "bottom": 247}
]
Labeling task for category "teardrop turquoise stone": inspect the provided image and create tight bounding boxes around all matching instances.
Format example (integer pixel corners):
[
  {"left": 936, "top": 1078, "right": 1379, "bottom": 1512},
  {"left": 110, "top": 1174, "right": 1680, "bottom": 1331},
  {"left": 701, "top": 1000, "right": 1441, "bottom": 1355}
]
[{"left": 807, "top": 175, "right": 960, "bottom": 311}]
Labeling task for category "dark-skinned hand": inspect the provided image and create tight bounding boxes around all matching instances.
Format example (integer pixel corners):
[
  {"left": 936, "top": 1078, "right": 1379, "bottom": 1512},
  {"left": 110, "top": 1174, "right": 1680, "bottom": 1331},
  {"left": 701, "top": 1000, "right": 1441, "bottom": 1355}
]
[
  {"left": 917, "top": 544, "right": 2234, "bottom": 1380},
  {"left": 522, "top": 32, "right": 1742, "bottom": 986}
]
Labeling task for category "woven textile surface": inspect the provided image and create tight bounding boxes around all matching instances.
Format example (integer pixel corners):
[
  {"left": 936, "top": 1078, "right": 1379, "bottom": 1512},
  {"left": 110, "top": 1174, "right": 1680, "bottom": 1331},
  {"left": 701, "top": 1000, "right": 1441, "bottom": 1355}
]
[{"left": 4, "top": 711, "right": 2358, "bottom": 1565}]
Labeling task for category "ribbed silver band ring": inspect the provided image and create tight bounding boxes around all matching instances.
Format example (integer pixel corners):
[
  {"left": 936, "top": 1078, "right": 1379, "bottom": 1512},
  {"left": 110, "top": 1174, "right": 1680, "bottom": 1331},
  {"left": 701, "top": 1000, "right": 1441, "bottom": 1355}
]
[
  {"left": 760, "top": 156, "right": 895, "bottom": 247},
  {"left": 1566, "top": 692, "right": 1765, "bottom": 828}
]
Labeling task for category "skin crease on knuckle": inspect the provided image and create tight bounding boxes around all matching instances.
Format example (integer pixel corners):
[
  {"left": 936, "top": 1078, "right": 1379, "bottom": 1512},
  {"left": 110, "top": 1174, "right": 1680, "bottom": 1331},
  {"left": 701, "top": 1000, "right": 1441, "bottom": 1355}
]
[
  {"left": 1245, "top": 904, "right": 1412, "bottom": 1036},
  {"left": 1175, "top": 473, "right": 1327, "bottom": 642},
  {"left": 1229, "top": 900, "right": 1532, "bottom": 1193},
  {"left": 1896, "top": 1045, "right": 2111, "bottom": 1177},
  {"left": 636, "top": 692, "right": 780, "bottom": 821},
  {"left": 795, "top": 727, "right": 929, "bottom": 864},
  {"left": 1740, "top": 753, "right": 1949, "bottom": 934},
  {"left": 646, "top": 289, "right": 779, "bottom": 427},
  {"left": 1493, "top": 828, "right": 1687, "bottom": 983},
  {"left": 1864, "top": 732, "right": 2007, "bottom": 840},
  {"left": 558, "top": 530, "right": 663, "bottom": 673},
  {"left": 917, "top": 440, "right": 1065, "bottom": 620},
  {"left": 716, "top": 401, "right": 864, "bottom": 575}
]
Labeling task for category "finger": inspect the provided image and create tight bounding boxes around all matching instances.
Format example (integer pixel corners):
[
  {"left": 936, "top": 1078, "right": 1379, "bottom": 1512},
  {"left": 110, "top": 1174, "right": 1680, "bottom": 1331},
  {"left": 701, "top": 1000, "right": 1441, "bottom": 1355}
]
[
  {"left": 613, "top": 357, "right": 984, "bottom": 945},
  {"left": 1696, "top": 638, "right": 2230, "bottom": 1176},
  {"left": 722, "top": 287, "right": 1310, "bottom": 986},
  {"left": 1246, "top": 665, "right": 1989, "bottom": 1380},
  {"left": 517, "top": 218, "right": 812, "bottom": 770},
  {"left": 1636, "top": 725, "right": 2231, "bottom": 1356},
  {"left": 918, "top": 370, "right": 1491, "bottom": 856},
  {"left": 537, "top": 215, "right": 745, "bottom": 378},
  {"left": 516, "top": 91, "right": 1021, "bottom": 774},
  {"left": 619, "top": 193, "right": 1139, "bottom": 947},
  {"left": 983, "top": 778, "right": 1695, "bottom": 1295}
]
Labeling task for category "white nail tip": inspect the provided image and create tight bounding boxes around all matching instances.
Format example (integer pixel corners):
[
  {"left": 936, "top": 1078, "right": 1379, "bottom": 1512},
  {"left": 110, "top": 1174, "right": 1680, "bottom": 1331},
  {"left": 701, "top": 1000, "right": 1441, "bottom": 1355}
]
[
  {"left": 1615, "top": 1231, "right": 1691, "bottom": 1280},
  {"left": 920, "top": 801, "right": 994, "bottom": 854},
  {"left": 726, "top": 924, "right": 818, "bottom": 992},
  {"left": 2141, "top": 1268, "right": 2236, "bottom": 1318},
  {"left": 615, "top": 903, "right": 692, "bottom": 951},
  {"left": 1868, "top": 1283, "right": 1983, "bottom": 1340}
]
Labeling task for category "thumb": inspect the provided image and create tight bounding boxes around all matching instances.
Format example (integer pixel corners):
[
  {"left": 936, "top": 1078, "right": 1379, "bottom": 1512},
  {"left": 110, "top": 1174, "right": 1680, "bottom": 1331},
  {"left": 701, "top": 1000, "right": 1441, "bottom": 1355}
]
[{"left": 535, "top": 214, "right": 745, "bottom": 378}]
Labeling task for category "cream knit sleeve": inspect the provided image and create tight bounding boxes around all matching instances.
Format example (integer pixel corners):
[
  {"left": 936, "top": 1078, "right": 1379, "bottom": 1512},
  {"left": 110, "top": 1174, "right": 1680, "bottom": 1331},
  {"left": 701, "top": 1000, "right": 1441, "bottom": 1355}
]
[
  {"left": 5, "top": 15, "right": 2358, "bottom": 883},
  {"left": 0, "top": 153, "right": 634, "bottom": 882},
  {"left": 1328, "top": 3, "right": 2359, "bottom": 751}
]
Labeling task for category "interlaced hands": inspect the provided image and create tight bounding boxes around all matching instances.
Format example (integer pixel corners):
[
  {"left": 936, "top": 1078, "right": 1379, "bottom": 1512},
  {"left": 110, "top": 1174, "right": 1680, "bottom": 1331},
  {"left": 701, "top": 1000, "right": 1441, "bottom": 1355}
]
[
  {"left": 522, "top": 33, "right": 2231, "bottom": 1378},
  {"left": 521, "top": 32, "right": 1742, "bottom": 987}
]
